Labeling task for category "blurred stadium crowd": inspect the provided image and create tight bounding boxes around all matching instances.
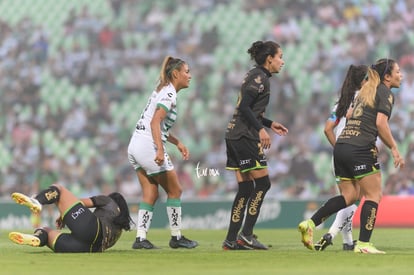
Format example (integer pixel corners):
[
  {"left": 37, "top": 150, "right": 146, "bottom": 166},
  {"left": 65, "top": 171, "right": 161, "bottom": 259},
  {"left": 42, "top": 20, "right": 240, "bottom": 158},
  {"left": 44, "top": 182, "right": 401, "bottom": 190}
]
[{"left": 1, "top": 0, "right": 414, "bottom": 201}]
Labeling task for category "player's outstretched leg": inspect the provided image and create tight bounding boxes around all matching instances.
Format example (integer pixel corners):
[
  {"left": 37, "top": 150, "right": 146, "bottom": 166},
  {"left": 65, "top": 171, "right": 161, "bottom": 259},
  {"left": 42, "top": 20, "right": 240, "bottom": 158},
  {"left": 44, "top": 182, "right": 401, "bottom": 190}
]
[{"left": 11, "top": 193, "right": 42, "bottom": 214}]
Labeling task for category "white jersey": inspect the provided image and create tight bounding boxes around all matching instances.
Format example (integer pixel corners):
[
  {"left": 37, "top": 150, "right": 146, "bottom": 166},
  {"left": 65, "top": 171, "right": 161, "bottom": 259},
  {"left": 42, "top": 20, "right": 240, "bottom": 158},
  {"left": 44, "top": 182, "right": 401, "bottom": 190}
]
[
  {"left": 327, "top": 104, "right": 346, "bottom": 140},
  {"left": 328, "top": 90, "right": 359, "bottom": 140},
  {"left": 134, "top": 83, "right": 177, "bottom": 143}
]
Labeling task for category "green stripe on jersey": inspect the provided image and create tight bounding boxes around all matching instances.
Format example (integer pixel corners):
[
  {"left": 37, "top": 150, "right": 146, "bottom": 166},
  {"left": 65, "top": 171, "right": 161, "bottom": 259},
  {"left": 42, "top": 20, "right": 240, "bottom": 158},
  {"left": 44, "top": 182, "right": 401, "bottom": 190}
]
[{"left": 157, "top": 103, "right": 169, "bottom": 112}]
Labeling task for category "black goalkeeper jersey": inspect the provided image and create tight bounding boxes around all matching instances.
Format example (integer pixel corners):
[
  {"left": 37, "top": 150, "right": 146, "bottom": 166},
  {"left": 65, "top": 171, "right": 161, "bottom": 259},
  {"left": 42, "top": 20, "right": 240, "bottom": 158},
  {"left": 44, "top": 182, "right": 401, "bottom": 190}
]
[
  {"left": 91, "top": 195, "right": 123, "bottom": 251},
  {"left": 225, "top": 66, "right": 272, "bottom": 141},
  {"left": 337, "top": 83, "right": 394, "bottom": 147}
]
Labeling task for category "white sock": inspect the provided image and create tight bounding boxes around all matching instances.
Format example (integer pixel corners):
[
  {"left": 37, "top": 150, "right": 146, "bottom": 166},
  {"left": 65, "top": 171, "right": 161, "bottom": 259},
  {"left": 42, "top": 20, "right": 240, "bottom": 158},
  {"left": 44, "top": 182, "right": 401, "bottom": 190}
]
[
  {"left": 136, "top": 209, "right": 153, "bottom": 240},
  {"left": 167, "top": 206, "right": 182, "bottom": 238},
  {"left": 328, "top": 204, "right": 357, "bottom": 244},
  {"left": 339, "top": 204, "right": 357, "bottom": 245}
]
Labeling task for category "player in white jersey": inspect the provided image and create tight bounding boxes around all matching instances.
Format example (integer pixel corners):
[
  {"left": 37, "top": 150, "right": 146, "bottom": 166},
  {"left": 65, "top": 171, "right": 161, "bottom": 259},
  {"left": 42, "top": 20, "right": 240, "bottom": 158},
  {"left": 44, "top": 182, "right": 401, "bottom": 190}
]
[
  {"left": 131, "top": 83, "right": 178, "bottom": 175},
  {"left": 314, "top": 64, "right": 368, "bottom": 251},
  {"left": 128, "top": 56, "right": 198, "bottom": 249}
]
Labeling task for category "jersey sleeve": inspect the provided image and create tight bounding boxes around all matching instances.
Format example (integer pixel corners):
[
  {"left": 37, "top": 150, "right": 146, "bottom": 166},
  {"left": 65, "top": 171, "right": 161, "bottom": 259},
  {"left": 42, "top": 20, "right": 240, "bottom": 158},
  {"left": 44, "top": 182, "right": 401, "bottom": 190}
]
[
  {"left": 239, "top": 89, "right": 262, "bottom": 131},
  {"left": 238, "top": 74, "right": 265, "bottom": 131},
  {"left": 376, "top": 85, "right": 393, "bottom": 118},
  {"left": 91, "top": 195, "right": 112, "bottom": 207},
  {"left": 157, "top": 89, "right": 176, "bottom": 112}
]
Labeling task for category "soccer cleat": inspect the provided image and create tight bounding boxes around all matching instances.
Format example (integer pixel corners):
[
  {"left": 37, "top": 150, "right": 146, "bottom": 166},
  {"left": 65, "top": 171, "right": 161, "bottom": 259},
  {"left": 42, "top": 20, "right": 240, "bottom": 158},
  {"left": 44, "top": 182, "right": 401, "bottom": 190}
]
[
  {"left": 314, "top": 233, "right": 333, "bottom": 251},
  {"left": 354, "top": 241, "right": 386, "bottom": 254},
  {"left": 237, "top": 233, "right": 268, "bottom": 250},
  {"left": 9, "top": 232, "right": 41, "bottom": 247},
  {"left": 132, "top": 238, "right": 158, "bottom": 249},
  {"left": 298, "top": 219, "right": 315, "bottom": 250},
  {"left": 343, "top": 240, "right": 357, "bottom": 251},
  {"left": 222, "top": 239, "right": 248, "bottom": 250},
  {"left": 11, "top": 192, "right": 42, "bottom": 214},
  {"left": 169, "top": 235, "right": 198, "bottom": 249}
]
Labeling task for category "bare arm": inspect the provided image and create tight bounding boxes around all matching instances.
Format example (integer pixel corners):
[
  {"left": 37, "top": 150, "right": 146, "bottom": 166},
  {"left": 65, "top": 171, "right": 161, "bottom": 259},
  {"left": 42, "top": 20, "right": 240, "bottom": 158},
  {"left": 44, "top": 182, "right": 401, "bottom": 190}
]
[
  {"left": 80, "top": 198, "right": 94, "bottom": 207},
  {"left": 377, "top": 112, "right": 405, "bottom": 168},
  {"left": 168, "top": 133, "right": 189, "bottom": 160},
  {"left": 151, "top": 106, "right": 168, "bottom": 165},
  {"left": 324, "top": 120, "right": 337, "bottom": 147}
]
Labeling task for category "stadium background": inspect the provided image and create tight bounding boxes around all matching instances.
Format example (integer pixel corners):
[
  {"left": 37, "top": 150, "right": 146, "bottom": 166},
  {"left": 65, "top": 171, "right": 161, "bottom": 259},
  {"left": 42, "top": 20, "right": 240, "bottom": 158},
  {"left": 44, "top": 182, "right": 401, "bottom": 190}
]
[{"left": 1, "top": 0, "right": 414, "bottom": 209}]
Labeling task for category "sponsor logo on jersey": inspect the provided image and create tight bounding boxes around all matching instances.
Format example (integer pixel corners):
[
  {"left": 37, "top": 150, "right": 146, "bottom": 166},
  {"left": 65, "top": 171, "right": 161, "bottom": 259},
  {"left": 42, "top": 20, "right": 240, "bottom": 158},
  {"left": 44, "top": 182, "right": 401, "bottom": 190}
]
[
  {"left": 240, "top": 159, "right": 251, "bottom": 166},
  {"left": 71, "top": 207, "right": 86, "bottom": 220}
]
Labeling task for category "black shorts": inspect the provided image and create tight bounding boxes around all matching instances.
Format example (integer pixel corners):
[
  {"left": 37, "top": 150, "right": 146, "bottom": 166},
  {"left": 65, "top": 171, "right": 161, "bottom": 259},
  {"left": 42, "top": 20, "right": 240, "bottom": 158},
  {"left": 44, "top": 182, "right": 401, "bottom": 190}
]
[
  {"left": 53, "top": 203, "right": 103, "bottom": 253},
  {"left": 333, "top": 143, "right": 380, "bottom": 180},
  {"left": 225, "top": 137, "right": 267, "bottom": 173}
]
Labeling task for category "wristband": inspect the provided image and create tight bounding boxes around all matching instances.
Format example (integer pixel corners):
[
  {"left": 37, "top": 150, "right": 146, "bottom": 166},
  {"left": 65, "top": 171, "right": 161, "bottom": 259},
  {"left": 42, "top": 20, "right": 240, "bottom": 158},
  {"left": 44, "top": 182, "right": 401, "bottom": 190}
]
[{"left": 262, "top": 117, "right": 273, "bottom": 128}]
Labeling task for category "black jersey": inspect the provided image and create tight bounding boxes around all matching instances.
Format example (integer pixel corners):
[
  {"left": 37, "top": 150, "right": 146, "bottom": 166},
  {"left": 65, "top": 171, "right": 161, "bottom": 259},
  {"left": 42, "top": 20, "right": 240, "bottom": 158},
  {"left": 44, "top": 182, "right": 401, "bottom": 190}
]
[
  {"left": 337, "top": 83, "right": 394, "bottom": 147},
  {"left": 91, "top": 195, "right": 123, "bottom": 251},
  {"left": 226, "top": 66, "right": 272, "bottom": 141}
]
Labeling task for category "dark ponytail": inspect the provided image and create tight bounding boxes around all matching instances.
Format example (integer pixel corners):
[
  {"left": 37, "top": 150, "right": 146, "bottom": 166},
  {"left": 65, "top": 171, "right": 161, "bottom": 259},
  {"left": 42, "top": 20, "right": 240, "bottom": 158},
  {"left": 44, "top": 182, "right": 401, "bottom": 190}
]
[
  {"left": 247, "top": 41, "right": 280, "bottom": 66},
  {"left": 109, "top": 192, "right": 134, "bottom": 231},
  {"left": 336, "top": 64, "right": 368, "bottom": 118}
]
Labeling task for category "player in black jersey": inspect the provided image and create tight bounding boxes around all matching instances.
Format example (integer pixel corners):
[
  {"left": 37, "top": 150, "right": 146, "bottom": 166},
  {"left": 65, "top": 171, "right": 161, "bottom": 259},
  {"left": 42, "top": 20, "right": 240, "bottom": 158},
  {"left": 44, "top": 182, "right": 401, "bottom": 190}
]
[
  {"left": 298, "top": 58, "right": 405, "bottom": 254},
  {"left": 223, "top": 41, "right": 288, "bottom": 250},
  {"left": 8, "top": 184, "right": 133, "bottom": 252}
]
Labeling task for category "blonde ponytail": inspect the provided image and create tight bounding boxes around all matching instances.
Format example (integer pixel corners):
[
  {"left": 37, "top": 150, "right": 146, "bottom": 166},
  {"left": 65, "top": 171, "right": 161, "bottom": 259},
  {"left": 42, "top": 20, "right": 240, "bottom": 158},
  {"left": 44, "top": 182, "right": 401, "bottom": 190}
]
[
  {"left": 157, "top": 56, "right": 174, "bottom": 92},
  {"left": 156, "top": 56, "right": 185, "bottom": 92},
  {"left": 356, "top": 68, "right": 380, "bottom": 108}
]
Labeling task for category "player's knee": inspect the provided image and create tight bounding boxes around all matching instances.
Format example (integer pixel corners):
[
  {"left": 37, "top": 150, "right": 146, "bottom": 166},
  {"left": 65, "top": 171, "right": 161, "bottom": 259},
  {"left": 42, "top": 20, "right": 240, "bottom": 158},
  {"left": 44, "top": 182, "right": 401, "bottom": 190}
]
[
  {"left": 168, "top": 187, "right": 182, "bottom": 198},
  {"left": 255, "top": 175, "right": 271, "bottom": 192},
  {"left": 35, "top": 185, "right": 61, "bottom": 205}
]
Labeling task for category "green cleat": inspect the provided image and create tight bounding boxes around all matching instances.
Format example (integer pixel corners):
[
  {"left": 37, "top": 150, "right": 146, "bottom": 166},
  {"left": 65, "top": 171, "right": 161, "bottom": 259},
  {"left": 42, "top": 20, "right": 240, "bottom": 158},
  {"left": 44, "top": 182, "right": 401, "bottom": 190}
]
[
  {"left": 9, "top": 232, "right": 41, "bottom": 247},
  {"left": 11, "top": 192, "right": 42, "bottom": 214},
  {"left": 354, "top": 241, "right": 386, "bottom": 254},
  {"left": 298, "top": 219, "right": 315, "bottom": 250}
]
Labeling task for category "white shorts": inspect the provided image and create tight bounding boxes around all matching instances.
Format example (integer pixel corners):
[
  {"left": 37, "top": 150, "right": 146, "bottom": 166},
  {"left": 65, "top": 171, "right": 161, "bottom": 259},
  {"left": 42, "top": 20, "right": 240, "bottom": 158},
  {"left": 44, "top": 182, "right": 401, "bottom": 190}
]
[{"left": 127, "top": 133, "right": 174, "bottom": 176}]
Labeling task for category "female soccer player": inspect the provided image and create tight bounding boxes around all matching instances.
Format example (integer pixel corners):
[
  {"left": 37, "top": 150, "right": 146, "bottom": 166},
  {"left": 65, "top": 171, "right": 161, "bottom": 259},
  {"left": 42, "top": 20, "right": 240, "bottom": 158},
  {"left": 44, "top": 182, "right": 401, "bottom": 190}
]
[
  {"left": 299, "top": 58, "right": 405, "bottom": 254},
  {"left": 315, "top": 64, "right": 368, "bottom": 251},
  {"left": 127, "top": 56, "right": 198, "bottom": 249},
  {"left": 9, "top": 184, "right": 133, "bottom": 252},
  {"left": 222, "top": 41, "right": 288, "bottom": 250}
]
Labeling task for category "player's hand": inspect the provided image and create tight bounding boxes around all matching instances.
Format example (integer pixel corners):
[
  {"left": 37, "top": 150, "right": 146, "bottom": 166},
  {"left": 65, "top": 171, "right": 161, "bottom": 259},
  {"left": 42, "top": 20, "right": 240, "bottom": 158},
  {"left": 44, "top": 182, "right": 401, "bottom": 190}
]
[
  {"left": 259, "top": 128, "right": 271, "bottom": 149},
  {"left": 154, "top": 149, "right": 165, "bottom": 166},
  {"left": 391, "top": 147, "right": 405, "bottom": 168},
  {"left": 271, "top": 122, "right": 288, "bottom": 136},
  {"left": 55, "top": 216, "right": 65, "bottom": 229},
  {"left": 177, "top": 142, "right": 190, "bottom": 160}
]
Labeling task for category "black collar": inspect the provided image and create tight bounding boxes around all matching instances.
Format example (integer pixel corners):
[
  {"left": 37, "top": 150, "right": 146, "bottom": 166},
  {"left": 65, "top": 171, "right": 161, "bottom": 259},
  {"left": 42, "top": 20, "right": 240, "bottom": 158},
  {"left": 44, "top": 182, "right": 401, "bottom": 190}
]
[{"left": 258, "top": 66, "right": 272, "bottom": 77}]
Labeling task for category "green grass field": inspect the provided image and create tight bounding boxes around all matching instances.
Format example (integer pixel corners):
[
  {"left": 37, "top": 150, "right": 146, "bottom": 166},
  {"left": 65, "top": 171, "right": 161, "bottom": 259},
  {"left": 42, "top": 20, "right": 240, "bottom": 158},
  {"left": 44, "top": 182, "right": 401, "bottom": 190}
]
[{"left": 1, "top": 228, "right": 414, "bottom": 275}]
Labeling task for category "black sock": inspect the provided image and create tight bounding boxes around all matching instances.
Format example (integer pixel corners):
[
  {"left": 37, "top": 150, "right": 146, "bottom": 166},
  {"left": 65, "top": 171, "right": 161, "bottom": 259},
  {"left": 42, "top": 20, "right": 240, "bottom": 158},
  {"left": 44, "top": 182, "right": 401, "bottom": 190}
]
[
  {"left": 359, "top": 200, "right": 378, "bottom": 242},
  {"left": 225, "top": 180, "right": 254, "bottom": 241},
  {"left": 242, "top": 175, "right": 271, "bottom": 236},
  {"left": 33, "top": 228, "right": 48, "bottom": 247},
  {"left": 35, "top": 185, "right": 60, "bottom": 205},
  {"left": 311, "top": 195, "right": 347, "bottom": 226}
]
